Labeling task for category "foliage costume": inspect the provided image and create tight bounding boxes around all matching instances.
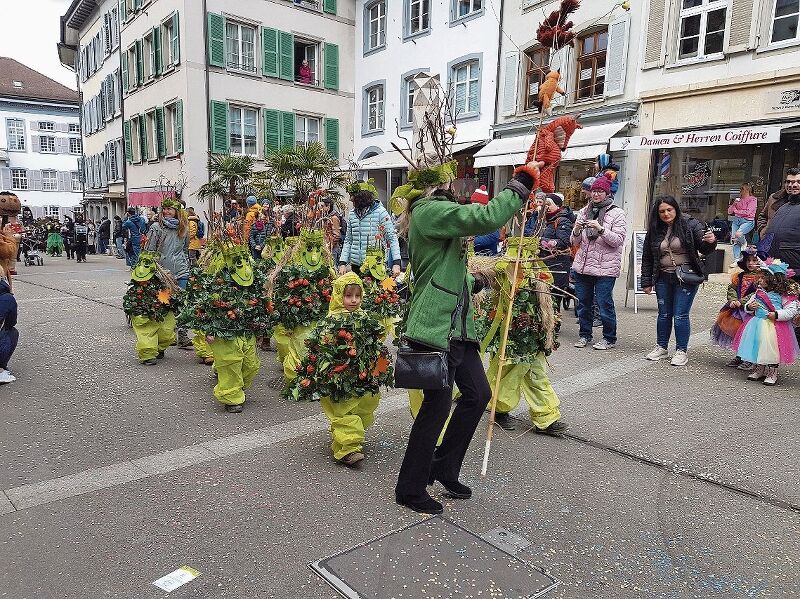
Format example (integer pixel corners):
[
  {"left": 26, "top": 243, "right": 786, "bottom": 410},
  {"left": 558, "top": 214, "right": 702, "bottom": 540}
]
[
  {"left": 123, "top": 251, "right": 181, "bottom": 363},
  {"left": 286, "top": 272, "right": 392, "bottom": 461}
]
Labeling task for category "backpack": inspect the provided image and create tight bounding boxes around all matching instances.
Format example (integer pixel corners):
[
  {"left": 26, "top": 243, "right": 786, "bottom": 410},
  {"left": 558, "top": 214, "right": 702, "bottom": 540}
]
[
  {"left": 197, "top": 220, "right": 205, "bottom": 239},
  {"left": 74, "top": 224, "right": 88, "bottom": 243}
]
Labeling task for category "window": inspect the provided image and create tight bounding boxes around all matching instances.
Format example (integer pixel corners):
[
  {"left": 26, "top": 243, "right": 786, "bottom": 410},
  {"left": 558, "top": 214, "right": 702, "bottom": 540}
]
[
  {"left": 524, "top": 47, "right": 549, "bottom": 110},
  {"left": 678, "top": 0, "right": 727, "bottom": 60},
  {"left": 453, "top": 0, "right": 482, "bottom": 20},
  {"left": 39, "top": 121, "right": 54, "bottom": 131},
  {"left": 295, "top": 115, "right": 320, "bottom": 147},
  {"left": 295, "top": 40, "right": 319, "bottom": 85},
  {"left": 165, "top": 103, "right": 177, "bottom": 155},
  {"left": 452, "top": 60, "right": 480, "bottom": 115},
  {"left": 71, "top": 171, "right": 81, "bottom": 191},
  {"left": 576, "top": 30, "right": 607, "bottom": 100},
  {"left": 45, "top": 206, "right": 61, "bottom": 218},
  {"left": 229, "top": 105, "right": 257, "bottom": 156},
  {"left": 771, "top": 0, "right": 800, "bottom": 43},
  {"left": 145, "top": 110, "right": 157, "bottom": 160},
  {"left": 405, "top": 76, "right": 417, "bottom": 125},
  {"left": 226, "top": 21, "right": 256, "bottom": 72},
  {"left": 406, "top": 0, "right": 430, "bottom": 37},
  {"left": 365, "top": 84, "right": 385, "bottom": 132},
  {"left": 161, "top": 14, "right": 179, "bottom": 67},
  {"left": 40, "top": 136, "right": 56, "bottom": 153},
  {"left": 42, "top": 170, "right": 58, "bottom": 191},
  {"left": 366, "top": 1, "right": 386, "bottom": 51},
  {"left": 127, "top": 45, "right": 138, "bottom": 88},
  {"left": 143, "top": 32, "right": 154, "bottom": 80},
  {"left": 70, "top": 138, "right": 82, "bottom": 154},
  {"left": 11, "top": 169, "right": 27, "bottom": 190},
  {"left": 69, "top": 123, "right": 80, "bottom": 133},
  {"left": 6, "top": 118, "right": 25, "bottom": 151}
]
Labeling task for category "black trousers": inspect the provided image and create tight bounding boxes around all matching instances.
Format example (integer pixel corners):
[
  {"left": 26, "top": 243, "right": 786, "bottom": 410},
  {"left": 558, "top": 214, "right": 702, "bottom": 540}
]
[
  {"left": 395, "top": 340, "right": 491, "bottom": 499},
  {"left": 74, "top": 242, "right": 87, "bottom": 262}
]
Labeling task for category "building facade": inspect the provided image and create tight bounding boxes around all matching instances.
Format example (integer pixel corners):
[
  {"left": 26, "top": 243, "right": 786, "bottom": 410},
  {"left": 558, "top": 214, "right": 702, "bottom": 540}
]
[
  {"left": 622, "top": 0, "right": 800, "bottom": 228},
  {"left": 354, "top": 0, "right": 501, "bottom": 202},
  {"left": 476, "top": 0, "right": 644, "bottom": 219},
  {"left": 59, "top": 0, "right": 127, "bottom": 223},
  {"left": 117, "top": 0, "right": 355, "bottom": 211},
  {"left": 0, "top": 58, "right": 82, "bottom": 219}
]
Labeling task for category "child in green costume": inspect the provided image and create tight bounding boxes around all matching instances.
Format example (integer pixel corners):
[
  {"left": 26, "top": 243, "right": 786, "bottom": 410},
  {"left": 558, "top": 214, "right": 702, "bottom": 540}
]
[
  {"left": 286, "top": 272, "right": 393, "bottom": 467},
  {"left": 123, "top": 251, "right": 180, "bottom": 365}
]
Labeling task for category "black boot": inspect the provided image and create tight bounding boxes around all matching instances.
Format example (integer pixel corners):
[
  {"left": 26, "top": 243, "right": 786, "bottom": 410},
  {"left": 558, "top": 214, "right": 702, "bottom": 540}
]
[
  {"left": 494, "top": 412, "right": 516, "bottom": 431},
  {"left": 429, "top": 477, "right": 471, "bottom": 499},
  {"left": 395, "top": 492, "right": 443, "bottom": 514}
]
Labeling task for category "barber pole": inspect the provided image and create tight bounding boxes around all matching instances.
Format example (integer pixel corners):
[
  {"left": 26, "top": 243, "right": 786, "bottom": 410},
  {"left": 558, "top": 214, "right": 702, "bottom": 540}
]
[{"left": 658, "top": 151, "right": 671, "bottom": 180}]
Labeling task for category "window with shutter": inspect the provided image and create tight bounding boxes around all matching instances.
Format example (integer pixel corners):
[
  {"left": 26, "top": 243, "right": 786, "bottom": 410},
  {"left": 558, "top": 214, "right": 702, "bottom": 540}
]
[
  {"left": 726, "top": 0, "right": 755, "bottom": 50},
  {"left": 279, "top": 31, "right": 294, "bottom": 81},
  {"left": 262, "top": 28, "right": 279, "bottom": 77},
  {"left": 210, "top": 100, "right": 229, "bottom": 153},
  {"left": 136, "top": 39, "right": 144, "bottom": 85},
  {"left": 172, "top": 13, "right": 180, "bottom": 64},
  {"left": 501, "top": 52, "right": 519, "bottom": 116},
  {"left": 324, "top": 0, "right": 337, "bottom": 15},
  {"left": 604, "top": 15, "right": 630, "bottom": 98},
  {"left": 207, "top": 13, "right": 226, "bottom": 67},
  {"left": 324, "top": 43, "right": 339, "bottom": 91},
  {"left": 264, "top": 109, "right": 280, "bottom": 155},
  {"left": 121, "top": 48, "right": 129, "bottom": 91},
  {"left": 119, "top": 0, "right": 127, "bottom": 23},
  {"left": 156, "top": 106, "right": 166, "bottom": 157},
  {"left": 124, "top": 120, "right": 132, "bottom": 163},
  {"left": 153, "top": 26, "right": 162, "bottom": 75},
  {"left": 139, "top": 115, "right": 147, "bottom": 161},
  {"left": 175, "top": 100, "right": 184, "bottom": 153},
  {"left": 324, "top": 118, "right": 339, "bottom": 160},
  {"left": 280, "top": 111, "right": 295, "bottom": 150},
  {"left": 644, "top": 0, "right": 667, "bottom": 68}
]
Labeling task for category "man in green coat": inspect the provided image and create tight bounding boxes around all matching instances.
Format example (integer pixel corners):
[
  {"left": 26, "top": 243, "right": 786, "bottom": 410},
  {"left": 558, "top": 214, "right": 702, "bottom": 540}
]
[{"left": 394, "top": 160, "right": 542, "bottom": 515}]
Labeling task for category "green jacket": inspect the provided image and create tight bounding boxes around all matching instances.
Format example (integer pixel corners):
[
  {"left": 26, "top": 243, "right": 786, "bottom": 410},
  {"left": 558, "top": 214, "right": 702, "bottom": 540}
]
[{"left": 405, "top": 185, "right": 526, "bottom": 350}]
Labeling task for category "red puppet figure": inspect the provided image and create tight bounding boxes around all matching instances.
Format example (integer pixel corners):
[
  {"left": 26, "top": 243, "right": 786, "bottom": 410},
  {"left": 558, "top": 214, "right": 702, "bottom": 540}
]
[{"left": 527, "top": 116, "right": 581, "bottom": 193}]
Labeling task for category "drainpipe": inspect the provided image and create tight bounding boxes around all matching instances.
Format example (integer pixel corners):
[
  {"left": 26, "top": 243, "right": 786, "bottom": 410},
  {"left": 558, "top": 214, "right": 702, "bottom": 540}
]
[{"left": 202, "top": 0, "right": 214, "bottom": 215}]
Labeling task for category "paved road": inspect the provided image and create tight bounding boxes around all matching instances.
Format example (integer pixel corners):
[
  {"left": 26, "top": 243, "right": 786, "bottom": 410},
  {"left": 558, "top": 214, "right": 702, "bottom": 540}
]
[{"left": 1, "top": 256, "right": 798, "bottom": 598}]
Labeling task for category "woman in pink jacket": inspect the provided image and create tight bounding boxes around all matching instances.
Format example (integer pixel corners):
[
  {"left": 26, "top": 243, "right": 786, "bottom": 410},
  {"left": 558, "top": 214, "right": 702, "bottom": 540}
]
[
  {"left": 571, "top": 175, "right": 627, "bottom": 350},
  {"left": 728, "top": 183, "right": 757, "bottom": 266}
]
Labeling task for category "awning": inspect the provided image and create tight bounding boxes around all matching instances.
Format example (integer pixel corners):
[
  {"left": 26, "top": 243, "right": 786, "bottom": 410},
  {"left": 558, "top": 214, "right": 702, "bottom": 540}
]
[
  {"left": 357, "top": 140, "right": 488, "bottom": 171},
  {"left": 474, "top": 121, "right": 628, "bottom": 168},
  {"left": 128, "top": 190, "right": 175, "bottom": 208}
]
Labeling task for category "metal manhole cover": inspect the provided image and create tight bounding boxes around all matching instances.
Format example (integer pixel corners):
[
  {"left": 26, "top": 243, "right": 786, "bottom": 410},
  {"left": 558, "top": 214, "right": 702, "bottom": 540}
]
[{"left": 310, "top": 516, "right": 559, "bottom": 598}]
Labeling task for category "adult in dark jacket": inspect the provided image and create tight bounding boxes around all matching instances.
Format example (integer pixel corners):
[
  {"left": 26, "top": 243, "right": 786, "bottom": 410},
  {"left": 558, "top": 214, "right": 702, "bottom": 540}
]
[
  {"left": 113, "top": 216, "right": 124, "bottom": 258},
  {"left": 98, "top": 217, "right": 111, "bottom": 254},
  {"left": 765, "top": 169, "right": 800, "bottom": 278},
  {"left": 642, "top": 196, "right": 716, "bottom": 366},
  {"left": 0, "top": 271, "right": 18, "bottom": 384},
  {"left": 538, "top": 193, "right": 575, "bottom": 309},
  {"left": 122, "top": 208, "right": 147, "bottom": 267},
  {"left": 756, "top": 168, "right": 799, "bottom": 237},
  {"left": 61, "top": 216, "right": 75, "bottom": 260}
]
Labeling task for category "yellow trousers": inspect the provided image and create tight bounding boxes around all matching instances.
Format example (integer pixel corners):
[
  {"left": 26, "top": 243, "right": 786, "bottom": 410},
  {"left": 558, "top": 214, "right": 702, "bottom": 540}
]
[
  {"left": 320, "top": 393, "right": 380, "bottom": 460},
  {"left": 192, "top": 331, "right": 213, "bottom": 359},
  {"left": 210, "top": 335, "right": 260, "bottom": 406},
  {"left": 273, "top": 324, "right": 313, "bottom": 381},
  {"left": 132, "top": 312, "right": 176, "bottom": 362},
  {"left": 486, "top": 352, "right": 560, "bottom": 429}
]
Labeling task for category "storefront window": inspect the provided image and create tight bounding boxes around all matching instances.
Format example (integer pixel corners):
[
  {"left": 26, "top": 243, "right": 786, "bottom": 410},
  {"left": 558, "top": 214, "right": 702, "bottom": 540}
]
[
  {"left": 557, "top": 160, "right": 595, "bottom": 209},
  {"left": 650, "top": 145, "right": 771, "bottom": 224}
]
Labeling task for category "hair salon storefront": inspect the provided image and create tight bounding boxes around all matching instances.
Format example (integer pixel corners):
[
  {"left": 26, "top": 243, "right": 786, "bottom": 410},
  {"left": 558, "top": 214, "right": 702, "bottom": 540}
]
[{"left": 611, "top": 123, "right": 800, "bottom": 225}]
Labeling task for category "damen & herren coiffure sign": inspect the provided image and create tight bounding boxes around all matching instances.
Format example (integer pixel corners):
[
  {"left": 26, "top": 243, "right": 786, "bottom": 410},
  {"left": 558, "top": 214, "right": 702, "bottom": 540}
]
[{"left": 609, "top": 126, "right": 783, "bottom": 151}]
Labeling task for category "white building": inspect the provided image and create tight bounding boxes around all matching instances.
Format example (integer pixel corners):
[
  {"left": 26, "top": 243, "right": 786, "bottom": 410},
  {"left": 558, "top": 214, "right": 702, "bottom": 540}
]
[
  {"left": 0, "top": 58, "right": 82, "bottom": 219},
  {"left": 354, "top": 0, "right": 501, "bottom": 202},
  {"left": 621, "top": 0, "right": 800, "bottom": 228},
  {"left": 59, "top": 0, "right": 127, "bottom": 223},
  {"left": 475, "top": 0, "right": 643, "bottom": 217},
  {"left": 116, "top": 0, "right": 355, "bottom": 211}
]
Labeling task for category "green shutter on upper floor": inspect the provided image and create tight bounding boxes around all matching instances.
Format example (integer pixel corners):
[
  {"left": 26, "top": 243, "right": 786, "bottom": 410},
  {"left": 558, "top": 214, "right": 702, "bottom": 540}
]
[
  {"left": 323, "top": 0, "right": 337, "bottom": 15},
  {"left": 280, "top": 111, "right": 295, "bottom": 150},
  {"left": 264, "top": 109, "right": 280, "bottom": 155},
  {"left": 262, "top": 27, "right": 279, "bottom": 78},
  {"left": 139, "top": 115, "right": 147, "bottom": 161},
  {"left": 135, "top": 39, "right": 144, "bottom": 86},
  {"left": 207, "top": 13, "right": 225, "bottom": 67},
  {"left": 324, "top": 118, "right": 339, "bottom": 161},
  {"left": 210, "top": 100, "right": 229, "bottom": 154},
  {"left": 119, "top": 0, "right": 127, "bottom": 21},
  {"left": 175, "top": 100, "right": 184, "bottom": 153},
  {"left": 153, "top": 26, "right": 162, "bottom": 76},
  {"left": 324, "top": 43, "right": 339, "bottom": 91},
  {"left": 172, "top": 13, "right": 180, "bottom": 65},
  {"left": 156, "top": 106, "right": 166, "bottom": 157},
  {"left": 124, "top": 120, "right": 132, "bottom": 163},
  {"left": 278, "top": 31, "right": 294, "bottom": 81}
]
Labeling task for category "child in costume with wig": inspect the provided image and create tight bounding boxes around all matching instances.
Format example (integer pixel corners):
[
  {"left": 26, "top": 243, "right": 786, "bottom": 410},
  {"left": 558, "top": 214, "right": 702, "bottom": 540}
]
[
  {"left": 733, "top": 259, "right": 799, "bottom": 386},
  {"left": 286, "top": 272, "right": 392, "bottom": 466}
]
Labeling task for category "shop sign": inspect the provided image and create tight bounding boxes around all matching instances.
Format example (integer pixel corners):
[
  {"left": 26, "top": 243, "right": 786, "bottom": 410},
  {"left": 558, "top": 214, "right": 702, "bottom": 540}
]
[
  {"left": 767, "top": 88, "right": 800, "bottom": 113},
  {"left": 609, "top": 126, "right": 782, "bottom": 151},
  {"left": 681, "top": 161, "right": 710, "bottom": 194}
]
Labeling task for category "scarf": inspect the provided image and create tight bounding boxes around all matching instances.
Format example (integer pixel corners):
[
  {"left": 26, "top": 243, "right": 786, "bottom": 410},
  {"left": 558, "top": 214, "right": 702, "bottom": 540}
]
[
  {"left": 586, "top": 198, "right": 614, "bottom": 240},
  {"left": 162, "top": 217, "right": 179, "bottom": 230}
]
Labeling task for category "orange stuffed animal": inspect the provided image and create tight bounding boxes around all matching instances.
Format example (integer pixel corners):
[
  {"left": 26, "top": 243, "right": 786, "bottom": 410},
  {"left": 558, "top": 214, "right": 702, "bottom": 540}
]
[
  {"left": 526, "top": 116, "right": 582, "bottom": 193},
  {"left": 534, "top": 70, "right": 565, "bottom": 115}
]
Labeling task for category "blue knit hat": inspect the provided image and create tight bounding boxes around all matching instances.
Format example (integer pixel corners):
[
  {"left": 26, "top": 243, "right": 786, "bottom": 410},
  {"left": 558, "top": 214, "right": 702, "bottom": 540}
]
[{"left": 246, "top": 195, "right": 257, "bottom": 206}]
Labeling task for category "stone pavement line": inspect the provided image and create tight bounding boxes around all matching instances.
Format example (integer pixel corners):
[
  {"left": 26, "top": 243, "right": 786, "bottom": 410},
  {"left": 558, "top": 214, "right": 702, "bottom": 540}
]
[
  {"left": 0, "top": 490, "right": 15, "bottom": 515},
  {"left": 14, "top": 278, "right": 123, "bottom": 311},
  {"left": 1, "top": 333, "right": 709, "bottom": 514}
]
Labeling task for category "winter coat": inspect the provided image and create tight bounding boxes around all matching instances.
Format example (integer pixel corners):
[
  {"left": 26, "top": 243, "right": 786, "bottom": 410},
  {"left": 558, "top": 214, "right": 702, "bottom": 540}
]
[
  {"left": 249, "top": 222, "right": 273, "bottom": 253},
  {"left": 757, "top": 189, "right": 788, "bottom": 237},
  {"left": 474, "top": 230, "right": 500, "bottom": 256},
  {"left": 405, "top": 178, "right": 531, "bottom": 351},
  {"left": 187, "top": 215, "right": 205, "bottom": 251},
  {"left": 145, "top": 222, "right": 190, "bottom": 280},
  {"left": 0, "top": 279, "right": 17, "bottom": 330},
  {"left": 123, "top": 215, "right": 147, "bottom": 241},
  {"left": 112, "top": 219, "right": 122, "bottom": 239},
  {"left": 728, "top": 195, "right": 757, "bottom": 220},
  {"left": 243, "top": 204, "right": 261, "bottom": 243},
  {"left": 540, "top": 207, "right": 575, "bottom": 285},
  {"left": 765, "top": 196, "right": 800, "bottom": 274},
  {"left": 570, "top": 204, "right": 627, "bottom": 278},
  {"left": 340, "top": 202, "right": 401, "bottom": 268},
  {"left": 98, "top": 219, "right": 111, "bottom": 240},
  {"left": 640, "top": 216, "right": 717, "bottom": 289}
]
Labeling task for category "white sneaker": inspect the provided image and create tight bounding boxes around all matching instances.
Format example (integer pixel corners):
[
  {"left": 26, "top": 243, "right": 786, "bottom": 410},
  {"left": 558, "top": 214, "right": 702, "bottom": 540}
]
[
  {"left": 592, "top": 339, "right": 615, "bottom": 350},
  {"left": 671, "top": 350, "right": 689, "bottom": 366},
  {"left": 0, "top": 369, "right": 16, "bottom": 384},
  {"left": 646, "top": 346, "right": 669, "bottom": 361},
  {"left": 574, "top": 337, "right": 589, "bottom": 348}
]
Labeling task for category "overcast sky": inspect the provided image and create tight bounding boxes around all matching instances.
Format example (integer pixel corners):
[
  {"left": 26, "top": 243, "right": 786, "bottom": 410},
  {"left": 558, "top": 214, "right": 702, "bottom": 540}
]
[{"left": 0, "top": 0, "right": 77, "bottom": 90}]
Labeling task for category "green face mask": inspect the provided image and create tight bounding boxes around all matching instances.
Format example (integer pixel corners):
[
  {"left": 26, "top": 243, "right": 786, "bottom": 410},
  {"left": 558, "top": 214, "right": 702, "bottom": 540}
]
[
  {"left": 299, "top": 229, "right": 325, "bottom": 271},
  {"left": 264, "top": 236, "right": 285, "bottom": 265},
  {"left": 132, "top": 251, "right": 159, "bottom": 282},
  {"left": 362, "top": 248, "right": 387, "bottom": 280},
  {"left": 224, "top": 246, "right": 254, "bottom": 286}
]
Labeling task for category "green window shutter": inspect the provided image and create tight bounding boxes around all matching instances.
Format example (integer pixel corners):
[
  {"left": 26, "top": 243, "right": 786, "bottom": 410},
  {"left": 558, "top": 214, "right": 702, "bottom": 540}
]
[
  {"left": 262, "top": 27, "right": 279, "bottom": 77},
  {"left": 264, "top": 109, "right": 280, "bottom": 155},
  {"left": 175, "top": 100, "right": 184, "bottom": 153},
  {"left": 324, "top": 42, "right": 339, "bottom": 91},
  {"left": 172, "top": 13, "right": 180, "bottom": 65},
  {"left": 139, "top": 116, "right": 147, "bottom": 161},
  {"left": 325, "top": 118, "right": 339, "bottom": 161},
  {"left": 124, "top": 120, "right": 132, "bottom": 163},
  {"left": 323, "top": 0, "right": 337, "bottom": 15},
  {"left": 210, "top": 100, "right": 229, "bottom": 153},
  {"left": 156, "top": 106, "right": 166, "bottom": 157},
  {"left": 135, "top": 39, "right": 143, "bottom": 85},
  {"left": 119, "top": 0, "right": 127, "bottom": 22},
  {"left": 153, "top": 27, "right": 162, "bottom": 75},
  {"left": 278, "top": 31, "right": 294, "bottom": 81},
  {"left": 280, "top": 111, "right": 295, "bottom": 149},
  {"left": 207, "top": 13, "right": 225, "bottom": 67},
  {"left": 121, "top": 51, "right": 129, "bottom": 91}
]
